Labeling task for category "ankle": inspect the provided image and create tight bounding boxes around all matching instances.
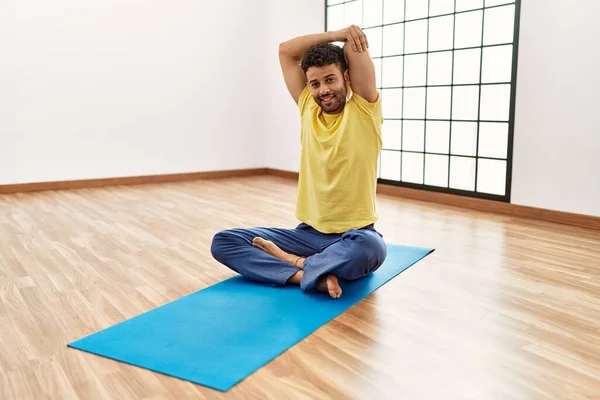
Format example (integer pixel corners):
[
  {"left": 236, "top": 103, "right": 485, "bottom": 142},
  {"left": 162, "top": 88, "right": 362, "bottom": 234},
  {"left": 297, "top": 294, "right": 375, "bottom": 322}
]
[
  {"left": 293, "top": 256, "right": 305, "bottom": 269},
  {"left": 287, "top": 270, "right": 303, "bottom": 285}
]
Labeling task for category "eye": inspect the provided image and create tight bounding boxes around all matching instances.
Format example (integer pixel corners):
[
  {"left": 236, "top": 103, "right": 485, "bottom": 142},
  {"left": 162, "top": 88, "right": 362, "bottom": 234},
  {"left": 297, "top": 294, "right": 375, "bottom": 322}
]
[{"left": 311, "top": 82, "right": 319, "bottom": 88}]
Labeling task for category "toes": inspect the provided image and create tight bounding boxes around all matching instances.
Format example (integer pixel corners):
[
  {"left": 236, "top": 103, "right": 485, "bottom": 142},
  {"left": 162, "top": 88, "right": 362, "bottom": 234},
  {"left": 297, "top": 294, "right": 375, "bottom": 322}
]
[
  {"left": 255, "top": 237, "right": 272, "bottom": 247},
  {"left": 326, "top": 276, "right": 342, "bottom": 299},
  {"left": 252, "top": 238, "right": 265, "bottom": 250}
]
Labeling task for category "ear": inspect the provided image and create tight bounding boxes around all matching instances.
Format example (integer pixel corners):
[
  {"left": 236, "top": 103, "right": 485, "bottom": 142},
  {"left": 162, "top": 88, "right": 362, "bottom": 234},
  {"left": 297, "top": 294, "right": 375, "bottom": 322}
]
[{"left": 344, "top": 70, "right": 352, "bottom": 92}]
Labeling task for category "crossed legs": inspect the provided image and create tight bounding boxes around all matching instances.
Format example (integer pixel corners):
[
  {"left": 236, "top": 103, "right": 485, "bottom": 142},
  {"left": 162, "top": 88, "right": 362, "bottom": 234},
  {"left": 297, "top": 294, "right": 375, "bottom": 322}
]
[
  {"left": 251, "top": 236, "right": 343, "bottom": 298},
  {"left": 210, "top": 224, "right": 387, "bottom": 299}
]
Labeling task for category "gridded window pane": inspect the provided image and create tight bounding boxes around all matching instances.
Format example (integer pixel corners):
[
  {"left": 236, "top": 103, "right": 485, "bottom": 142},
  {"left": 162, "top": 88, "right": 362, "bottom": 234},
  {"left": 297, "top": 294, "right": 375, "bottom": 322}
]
[
  {"left": 428, "top": 51, "right": 453, "bottom": 85},
  {"left": 456, "top": 0, "right": 483, "bottom": 12},
  {"left": 426, "top": 121, "right": 450, "bottom": 153},
  {"left": 405, "top": 20, "right": 428, "bottom": 54},
  {"left": 484, "top": 5, "right": 515, "bottom": 45},
  {"left": 402, "top": 152, "right": 424, "bottom": 184},
  {"left": 477, "top": 159, "right": 506, "bottom": 195},
  {"left": 363, "top": 0, "right": 383, "bottom": 27},
  {"left": 479, "top": 122, "right": 508, "bottom": 158},
  {"left": 384, "top": 0, "right": 405, "bottom": 25},
  {"left": 450, "top": 156, "right": 476, "bottom": 190},
  {"left": 374, "top": 57, "right": 383, "bottom": 88},
  {"left": 430, "top": 0, "right": 454, "bottom": 16},
  {"left": 327, "top": 0, "right": 517, "bottom": 200},
  {"left": 427, "top": 87, "right": 452, "bottom": 119},
  {"left": 345, "top": 0, "right": 363, "bottom": 27},
  {"left": 402, "top": 121, "right": 424, "bottom": 151},
  {"left": 380, "top": 150, "right": 401, "bottom": 180},
  {"left": 454, "top": 10, "right": 483, "bottom": 48},
  {"left": 451, "top": 122, "right": 477, "bottom": 155},
  {"left": 327, "top": 5, "right": 345, "bottom": 32},
  {"left": 382, "top": 120, "right": 403, "bottom": 150},
  {"left": 429, "top": 15, "right": 454, "bottom": 52},
  {"left": 364, "top": 27, "right": 383, "bottom": 57},
  {"left": 480, "top": 84, "right": 510, "bottom": 121},
  {"left": 404, "top": 54, "right": 427, "bottom": 86},
  {"left": 485, "top": 0, "right": 514, "bottom": 6},
  {"left": 382, "top": 88, "right": 403, "bottom": 118},
  {"left": 405, "top": 0, "right": 428, "bottom": 20},
  {"left": 453, "top": 48, "right": 481, "bottom": 84},
  {"left": 382, "top": 56, "right": 403, "bottom": 87},
  {"left": 403, "top": 88, "right": 426, "bottom": 119},
  {"left": 482, "top": 45, "right": 512, "bottom": 83},
  {"left": 383, "top": 23, "right": 404, "bottom": 56},
  {"left": 425, "top": 154, "right": 449, "bottom": 187},
  {"left": 452, "top": 86, "right": 479, "bottom": 120}
]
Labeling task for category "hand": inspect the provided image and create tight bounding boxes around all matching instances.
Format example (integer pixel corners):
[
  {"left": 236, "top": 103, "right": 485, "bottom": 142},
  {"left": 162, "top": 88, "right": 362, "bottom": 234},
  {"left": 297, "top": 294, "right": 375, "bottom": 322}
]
[{"left": 336, "top": 25, "right": 369, "bottom": 52}]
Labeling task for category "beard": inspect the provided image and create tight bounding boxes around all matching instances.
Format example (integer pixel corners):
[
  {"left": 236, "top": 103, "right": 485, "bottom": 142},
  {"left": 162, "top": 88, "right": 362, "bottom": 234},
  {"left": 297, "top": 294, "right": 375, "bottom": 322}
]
[{"left": 315, "top": 84, "right": 347, "bottom": 114}]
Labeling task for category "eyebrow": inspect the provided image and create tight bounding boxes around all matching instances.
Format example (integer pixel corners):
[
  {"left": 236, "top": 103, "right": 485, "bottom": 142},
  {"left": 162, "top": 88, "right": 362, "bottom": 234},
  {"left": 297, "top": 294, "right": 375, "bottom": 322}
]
[{"left": 309, "top": 74, "right": 337, "bottom": 84}]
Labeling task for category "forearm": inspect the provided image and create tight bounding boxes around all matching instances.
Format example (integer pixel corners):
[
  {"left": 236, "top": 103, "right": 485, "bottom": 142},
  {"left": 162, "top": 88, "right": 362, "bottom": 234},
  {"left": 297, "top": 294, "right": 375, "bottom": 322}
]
[{"left": 279, "top": 31, "right": 342, "bottom": 61}]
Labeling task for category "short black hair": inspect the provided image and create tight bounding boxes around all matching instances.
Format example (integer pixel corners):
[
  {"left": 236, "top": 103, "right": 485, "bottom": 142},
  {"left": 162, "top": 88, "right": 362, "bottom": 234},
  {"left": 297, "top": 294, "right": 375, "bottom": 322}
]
[{"left": 301, "top": 43, "right": 347, "bottom": 74}]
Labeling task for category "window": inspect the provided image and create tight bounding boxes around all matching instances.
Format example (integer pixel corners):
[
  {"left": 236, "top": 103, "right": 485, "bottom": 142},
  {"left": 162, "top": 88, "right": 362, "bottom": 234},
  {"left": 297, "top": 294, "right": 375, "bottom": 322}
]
[{"left": 325, "top": 0, "right": 521, "bottom": 201}]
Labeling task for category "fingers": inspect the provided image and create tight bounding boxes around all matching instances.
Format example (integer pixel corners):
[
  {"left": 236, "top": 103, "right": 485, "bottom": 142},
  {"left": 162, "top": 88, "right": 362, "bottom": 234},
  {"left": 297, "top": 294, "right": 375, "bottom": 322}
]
[
  {"left": 348, "top": 28, "right": 361, "bottom": 52},
  {"left": 353, "top": 25, "right": 368, "bottom": 50},
  {"left": 347, "top": 25, "right": 368, "bottom": 52}
]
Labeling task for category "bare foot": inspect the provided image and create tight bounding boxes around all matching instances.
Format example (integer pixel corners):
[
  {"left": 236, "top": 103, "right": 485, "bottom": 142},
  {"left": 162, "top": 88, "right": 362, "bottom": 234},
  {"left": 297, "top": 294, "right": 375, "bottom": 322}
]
[
  {"left": 317, "top": 274, "right": 342, "bottom": 299},
  {"left": 252, "top": 237, "right": 304, "bottom": 269}
]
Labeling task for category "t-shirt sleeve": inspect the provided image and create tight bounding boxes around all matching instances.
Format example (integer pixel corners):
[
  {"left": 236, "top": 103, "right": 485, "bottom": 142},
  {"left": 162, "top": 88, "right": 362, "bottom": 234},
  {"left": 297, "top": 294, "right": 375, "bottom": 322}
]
[
  {"left": 351, "top": 91, "right": 383, "bottom": 124},
  {"left": 298, "top": 85, "right": 312, "bottom": 115}
]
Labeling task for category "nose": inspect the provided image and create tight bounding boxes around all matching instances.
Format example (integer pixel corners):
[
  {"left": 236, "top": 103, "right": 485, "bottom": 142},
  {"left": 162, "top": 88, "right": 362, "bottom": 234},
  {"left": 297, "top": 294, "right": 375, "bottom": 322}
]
[{"left": 319, "top": 85, "right": 331, "bottom": 97}]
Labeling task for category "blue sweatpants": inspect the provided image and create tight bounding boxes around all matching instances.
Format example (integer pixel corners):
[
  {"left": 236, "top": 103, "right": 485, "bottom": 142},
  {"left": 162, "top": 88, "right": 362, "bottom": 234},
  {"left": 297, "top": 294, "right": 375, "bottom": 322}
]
[{"left": 210, "top": 222, "right": 387, "bottom": 291}]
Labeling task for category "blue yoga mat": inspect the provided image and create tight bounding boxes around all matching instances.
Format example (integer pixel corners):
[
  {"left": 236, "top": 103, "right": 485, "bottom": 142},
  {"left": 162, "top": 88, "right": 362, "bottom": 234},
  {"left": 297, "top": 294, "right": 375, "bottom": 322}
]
[{"left": 68, "top": 244, "right": 433, "bottom": 391}]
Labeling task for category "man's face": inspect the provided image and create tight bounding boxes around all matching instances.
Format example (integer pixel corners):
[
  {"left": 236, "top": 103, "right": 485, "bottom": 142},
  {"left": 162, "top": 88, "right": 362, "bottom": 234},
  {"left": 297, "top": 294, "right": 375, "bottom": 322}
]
[{"left": 306, "top": 64, "right": 349, "bottom": 114}]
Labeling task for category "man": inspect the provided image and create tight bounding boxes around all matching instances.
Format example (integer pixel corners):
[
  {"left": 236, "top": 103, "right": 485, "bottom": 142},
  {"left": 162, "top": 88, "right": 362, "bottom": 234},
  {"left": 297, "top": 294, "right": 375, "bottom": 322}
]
[{"left": 210, "top": 25, "right": 386, "bottom": 299}]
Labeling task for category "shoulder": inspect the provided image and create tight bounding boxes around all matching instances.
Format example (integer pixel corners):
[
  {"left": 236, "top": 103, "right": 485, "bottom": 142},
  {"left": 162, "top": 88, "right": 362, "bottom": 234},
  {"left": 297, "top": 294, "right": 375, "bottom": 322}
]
[
  {"left": 348, "top": 90, "right": 382, "bottom": 120},
  {"left": 298, "top": 85, "right": 314, "bottom": 115}
]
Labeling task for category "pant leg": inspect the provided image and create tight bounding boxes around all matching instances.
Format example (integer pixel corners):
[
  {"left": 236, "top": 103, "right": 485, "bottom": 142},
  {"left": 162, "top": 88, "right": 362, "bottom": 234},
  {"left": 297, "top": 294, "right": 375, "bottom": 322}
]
[
  {"left": 210, "top": 224, "right": 321, "bottom": 286},
  {"left": 300, "top": 227, "right": 387, "bottom": 291}
]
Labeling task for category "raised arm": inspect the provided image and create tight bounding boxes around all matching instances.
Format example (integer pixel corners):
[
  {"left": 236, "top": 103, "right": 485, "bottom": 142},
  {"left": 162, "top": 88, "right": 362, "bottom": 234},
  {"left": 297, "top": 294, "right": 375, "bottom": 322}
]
[
  {"left": 342, "top": 26, "right": 378, "bottom": 103},
  {"left": 278, "top": 31, "right": 339, "bottom": 103},
  {"left": 279, "top": 26, "right": 375, "bottom": 104}
]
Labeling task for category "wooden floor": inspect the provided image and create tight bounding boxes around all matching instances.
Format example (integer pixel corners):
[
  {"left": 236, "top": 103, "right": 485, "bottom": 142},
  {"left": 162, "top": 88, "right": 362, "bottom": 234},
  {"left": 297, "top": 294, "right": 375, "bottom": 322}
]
[{"left": 1, "top": 176, "right": 599, "bottom": 399}]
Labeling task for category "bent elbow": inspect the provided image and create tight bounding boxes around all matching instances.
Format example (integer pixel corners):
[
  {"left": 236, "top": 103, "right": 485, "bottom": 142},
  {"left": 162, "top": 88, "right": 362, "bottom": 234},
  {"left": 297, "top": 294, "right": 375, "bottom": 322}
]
[{"left": 279, "top": 42, "right": 289, "bottom": 55}]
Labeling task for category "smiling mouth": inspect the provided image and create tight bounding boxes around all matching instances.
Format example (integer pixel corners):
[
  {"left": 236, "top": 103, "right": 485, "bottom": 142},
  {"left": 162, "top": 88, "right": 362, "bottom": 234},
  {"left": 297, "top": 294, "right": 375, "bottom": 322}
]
[{"left": 320, "top": 95, "right": 334, "bottom": 104}]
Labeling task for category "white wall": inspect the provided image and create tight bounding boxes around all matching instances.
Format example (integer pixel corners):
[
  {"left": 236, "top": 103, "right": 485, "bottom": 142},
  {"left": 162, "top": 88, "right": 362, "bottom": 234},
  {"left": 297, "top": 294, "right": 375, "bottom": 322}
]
[
  {"left": 4, "top": 1, "right": 598, "bottom": 218},
  {"left": 264, "top": 0, "right": 324, "bottom": 172},
  {"left": 511, "top": 0, "right": 600, "bottom": 217},
  {"left": 0, "top": 0, "right": 266, "bottom": 185}
]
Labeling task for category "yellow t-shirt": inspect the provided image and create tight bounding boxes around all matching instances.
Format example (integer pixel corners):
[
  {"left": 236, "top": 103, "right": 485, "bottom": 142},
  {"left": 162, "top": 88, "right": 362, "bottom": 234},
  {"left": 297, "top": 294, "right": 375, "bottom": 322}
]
[{"left": 295, "top": 85, "right": 383, "bottom": 234}]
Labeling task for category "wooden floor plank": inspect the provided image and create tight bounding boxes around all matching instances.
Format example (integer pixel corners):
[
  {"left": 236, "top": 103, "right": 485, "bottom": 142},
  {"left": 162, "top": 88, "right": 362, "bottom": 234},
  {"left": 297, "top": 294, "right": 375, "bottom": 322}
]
[{"left": 1, "top": 175, "right": 599, "bottom": 399}]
